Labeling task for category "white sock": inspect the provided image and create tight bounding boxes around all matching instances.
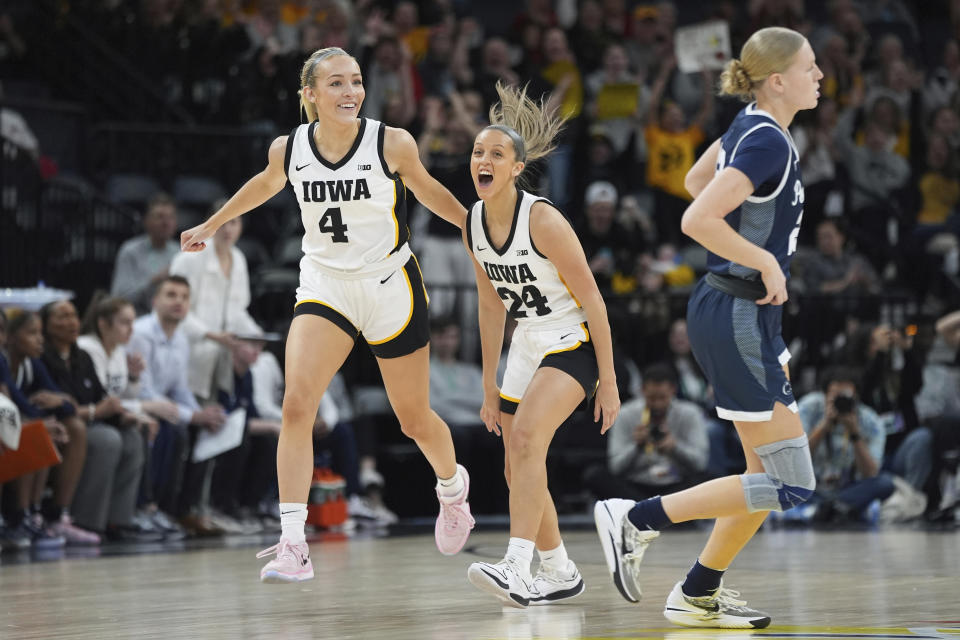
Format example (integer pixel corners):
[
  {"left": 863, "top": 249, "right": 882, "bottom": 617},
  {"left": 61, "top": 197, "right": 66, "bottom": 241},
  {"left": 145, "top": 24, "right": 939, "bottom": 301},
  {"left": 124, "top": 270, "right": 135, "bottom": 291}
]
[
  {"left": 279, "top": 502, "right": 307, "bottom": 544},
  {"left": 505, "top": 537, "right": 535, "bottom": 578},
  {"left": 537, "top": 542, "right": 569, "bottom": 572},
  {"left": 436, "top": 466, "right": 465, "bottom": 499}
]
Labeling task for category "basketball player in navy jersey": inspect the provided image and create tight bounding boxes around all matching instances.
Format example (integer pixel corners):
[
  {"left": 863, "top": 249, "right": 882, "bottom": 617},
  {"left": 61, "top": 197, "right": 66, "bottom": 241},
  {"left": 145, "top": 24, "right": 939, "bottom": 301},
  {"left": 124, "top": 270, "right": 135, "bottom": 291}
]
[
  {"left": 463, "top": 82, "right": 620, "bottom": 607},
  {"left": 595, "top": 27, "right": 823, "bottom": 628},
  {"left": 180, "top": 48, "right": 476, "bottom": 583}
]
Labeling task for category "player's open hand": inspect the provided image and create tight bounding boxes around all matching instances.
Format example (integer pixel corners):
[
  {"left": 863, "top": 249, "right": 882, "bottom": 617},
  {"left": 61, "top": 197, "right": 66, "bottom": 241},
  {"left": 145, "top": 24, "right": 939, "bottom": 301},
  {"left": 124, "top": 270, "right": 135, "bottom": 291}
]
[
  {"left": 757, "top": 258, "right": 788, "bottom": 305},
  {"left": 594, "top": 378, "right": 620, "bottom": 435},
  {"left": 180, "top": 223, "right": 216, "bottom": 252},
  {"left": 480, "top": 386, "right": 502, "bottom": 436}
]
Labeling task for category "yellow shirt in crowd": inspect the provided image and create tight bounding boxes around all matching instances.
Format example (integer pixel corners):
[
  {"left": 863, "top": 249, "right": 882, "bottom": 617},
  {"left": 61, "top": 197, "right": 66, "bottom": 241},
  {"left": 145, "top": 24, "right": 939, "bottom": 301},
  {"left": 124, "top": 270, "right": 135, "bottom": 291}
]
[
  {"left": 644, "top": 125, "right": 704, "bottom": 201},
  {"left": 917, "top": 172, "right": 960, "bottom": 225}
]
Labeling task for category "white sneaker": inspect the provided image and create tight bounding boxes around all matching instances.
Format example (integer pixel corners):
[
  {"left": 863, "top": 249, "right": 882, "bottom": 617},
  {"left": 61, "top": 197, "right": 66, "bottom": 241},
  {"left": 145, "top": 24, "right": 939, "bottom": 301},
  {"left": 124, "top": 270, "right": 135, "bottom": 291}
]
[
  {"left": 529, "top": 560, "right": 585, "bottom": 605},
  {"left": 594, "top": 498, "right": 659, "bottom": 603},
  {"left": 663, "top": 581, "right": 771, "bottom": 629},
  {"left": 467, "top": 557, "right": 534, "bottom": 608}
]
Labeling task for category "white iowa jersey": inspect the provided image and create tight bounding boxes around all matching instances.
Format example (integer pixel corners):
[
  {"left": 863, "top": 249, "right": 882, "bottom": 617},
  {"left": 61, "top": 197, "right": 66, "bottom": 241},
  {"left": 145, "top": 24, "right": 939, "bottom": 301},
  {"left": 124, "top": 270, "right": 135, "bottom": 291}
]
[
  {"left": 285, "top": 118, "right": 409, "bottom": 276},
  {"left": 468, "top": 190, "right": 586, "bottom": 329}
]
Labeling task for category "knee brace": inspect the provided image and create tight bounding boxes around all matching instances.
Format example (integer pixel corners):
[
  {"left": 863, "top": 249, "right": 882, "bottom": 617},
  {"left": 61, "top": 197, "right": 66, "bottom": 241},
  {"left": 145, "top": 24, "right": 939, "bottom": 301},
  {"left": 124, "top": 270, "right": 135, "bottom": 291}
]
[{"left": 740, "top": 434, "right": 816, "bottom": 512}]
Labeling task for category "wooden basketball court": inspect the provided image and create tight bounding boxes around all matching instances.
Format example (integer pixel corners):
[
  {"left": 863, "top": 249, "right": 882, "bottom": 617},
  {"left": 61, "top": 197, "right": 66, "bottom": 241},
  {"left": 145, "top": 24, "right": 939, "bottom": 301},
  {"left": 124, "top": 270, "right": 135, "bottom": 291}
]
[{"left": 1, "top": 526, "right": 957, "bottom": 639}]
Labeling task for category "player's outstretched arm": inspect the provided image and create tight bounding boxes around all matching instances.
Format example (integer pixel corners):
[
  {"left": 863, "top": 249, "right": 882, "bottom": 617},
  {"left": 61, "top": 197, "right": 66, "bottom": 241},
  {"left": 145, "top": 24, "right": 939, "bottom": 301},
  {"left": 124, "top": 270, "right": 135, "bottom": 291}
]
[
  {"left": 181, "top": 136, "right": 290, "bottom": 252},
  {"left": 383, "top": 127, "right": 467, "bottom": 229},
  {"left": 529, "top": 201, "right": 620, "bottom": 434}
]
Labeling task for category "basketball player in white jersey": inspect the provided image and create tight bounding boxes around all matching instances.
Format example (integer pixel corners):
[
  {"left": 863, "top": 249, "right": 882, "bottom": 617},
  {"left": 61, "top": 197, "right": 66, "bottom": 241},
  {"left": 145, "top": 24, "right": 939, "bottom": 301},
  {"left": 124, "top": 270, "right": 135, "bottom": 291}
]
[
  {"left": 180, "top": 48, "right": 476, "bottom": 583},
  {"left": 463, "top": 82, "right": 621, "bottom": 607}
]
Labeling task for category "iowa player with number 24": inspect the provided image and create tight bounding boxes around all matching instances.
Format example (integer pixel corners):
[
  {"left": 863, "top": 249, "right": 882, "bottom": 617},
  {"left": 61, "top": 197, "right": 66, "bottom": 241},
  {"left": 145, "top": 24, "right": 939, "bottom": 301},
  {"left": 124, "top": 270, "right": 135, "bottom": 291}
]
[
  {"left": 463, "top": 82, "right": 620, "bottom": 608},
  {"left": 180, "top": 47, "right": 476, "bottom": 583}
]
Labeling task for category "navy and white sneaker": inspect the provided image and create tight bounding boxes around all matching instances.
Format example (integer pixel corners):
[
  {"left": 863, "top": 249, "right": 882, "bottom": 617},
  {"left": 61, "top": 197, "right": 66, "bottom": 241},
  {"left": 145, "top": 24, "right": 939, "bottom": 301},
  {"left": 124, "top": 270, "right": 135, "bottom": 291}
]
[
  {"left": 594, "top": 498, "right": 659, "bottom": 603},
  {"left": 529, "top": 560, "right": 585, "bottom": 605},
  {"left": 468, "top": 558, "right": 534, "bottom": 608},
  {"left": 664, "top": 581, "right": 771, "bottom": 629}
]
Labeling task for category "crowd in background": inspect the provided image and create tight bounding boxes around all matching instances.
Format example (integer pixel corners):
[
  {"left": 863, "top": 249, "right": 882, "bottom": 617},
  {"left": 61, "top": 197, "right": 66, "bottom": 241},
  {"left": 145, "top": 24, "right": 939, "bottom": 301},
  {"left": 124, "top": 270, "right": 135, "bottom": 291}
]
[{"left": 2, "top": 0, "right": 960, "bottom": 551}]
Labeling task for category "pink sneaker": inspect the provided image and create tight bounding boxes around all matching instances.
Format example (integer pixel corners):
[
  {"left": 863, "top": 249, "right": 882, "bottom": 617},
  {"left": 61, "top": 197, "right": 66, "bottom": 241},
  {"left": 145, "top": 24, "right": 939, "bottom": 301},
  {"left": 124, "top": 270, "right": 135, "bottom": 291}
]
[
  {"left": 435, "top": 464, "right": 475, "bottom": 555},
  {"left": 257, "top": 538, "right": 314, "bottom": 583},
  {"left": 50, "top": 515, "right": 101, "bottom": 546}
]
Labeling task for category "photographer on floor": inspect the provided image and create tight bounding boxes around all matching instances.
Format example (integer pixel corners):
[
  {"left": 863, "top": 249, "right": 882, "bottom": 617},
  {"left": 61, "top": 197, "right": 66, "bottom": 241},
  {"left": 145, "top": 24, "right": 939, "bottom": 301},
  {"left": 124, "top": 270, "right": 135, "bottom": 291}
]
[{"left": 799, "top": 366, "right": 894, "bottom": 523}]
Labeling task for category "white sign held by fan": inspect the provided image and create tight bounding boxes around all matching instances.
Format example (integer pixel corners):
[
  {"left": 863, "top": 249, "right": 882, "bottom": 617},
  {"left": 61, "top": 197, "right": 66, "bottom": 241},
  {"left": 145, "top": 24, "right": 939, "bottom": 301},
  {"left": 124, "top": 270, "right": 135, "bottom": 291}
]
[{"left": 675, "top": 20, "right": 732, "bottom": 73}]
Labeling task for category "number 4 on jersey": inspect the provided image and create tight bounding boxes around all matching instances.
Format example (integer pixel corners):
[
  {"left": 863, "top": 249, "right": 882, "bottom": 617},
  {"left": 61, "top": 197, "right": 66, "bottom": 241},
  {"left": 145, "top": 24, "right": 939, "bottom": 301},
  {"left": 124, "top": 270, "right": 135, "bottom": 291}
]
[{"left": 319, "top": 207, "right": 349, "bottom": 243}]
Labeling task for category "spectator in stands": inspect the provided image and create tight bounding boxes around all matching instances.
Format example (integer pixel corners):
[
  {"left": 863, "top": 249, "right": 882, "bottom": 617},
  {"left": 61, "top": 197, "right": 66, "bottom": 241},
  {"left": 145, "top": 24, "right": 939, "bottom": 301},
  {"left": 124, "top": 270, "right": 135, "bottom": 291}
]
[
  {"left": 798, "top": 366, "right": 894, "bottom": 522},
  {"left": 77, "top": 295, "right": 178, "bottom": 432},
  {"left": 77, "top": 294, "right": 184, "bottom": 538},
  {"left": 40, "top": 300, "right": 150, "bottom": 542},
  {"left": 644, "top": 57, "right": 713, "bottom": 245},
  {"left": 585, "top": 363, "right": 709, "bottom": 500},
  {"left": 792, "top": 98, "right": 841, "bottom": 243},
  {"left": 208, "top": 336, "right": 281, "bottom": 533},
  {"left": 0, "top": 310, "right": 68, "bottom": 550},
  {"left": 129, "top": 275, "right": 227, "bottom": 536},
  {"left": 665, "top": 318, "right": 711, "bottom": 411},
  {"left": 360, "top": 36, "right": 416, "bottom": 127},
  {"left": 566, "top": 0, "right": 612, "bottom": 74},
  {"left": 798, "top": 219, "right": 880, "bottom": 295},
  {"left": 924, "top": 40, "right": 960, "bottom": 116},
  {"left": 585, "top": 43, "right": 649, "bottom": 159},
  {"left": 834, "top": 97, "right": 911, "bottom": 268},
  {"left": 916, "top": 133, "right": 960, "bottom": 231},
  {"left": 169, "top": 203, "right": 260, "bottom": 401},
  {"left": 576, "top": 181, "right": 639, "bottom": 294},
  {"left": 816, "top": 32, "right": 864, "bottom": 109},
  {"left": 3, "top": 310, "right": 79, "bottom": 548},
  {"left": 539, "top": 26, "right": 583, "bottom": 210},
  {"left": 111, "top": 192, "right": 180, "bottom": 314},
  {"left": 913, "top": 311, "right": 960, "bottom": 517}
]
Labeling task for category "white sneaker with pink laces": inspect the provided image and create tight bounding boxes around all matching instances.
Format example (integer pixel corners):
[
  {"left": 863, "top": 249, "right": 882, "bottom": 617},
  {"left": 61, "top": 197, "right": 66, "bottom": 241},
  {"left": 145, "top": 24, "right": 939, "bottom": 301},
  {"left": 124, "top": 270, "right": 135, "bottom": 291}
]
[
  {"left": 435, "top": 464, "right": 475, "bottom": 555},
  {"left": 50, "top": 514, "right": 101, "bottom": 546},
  {"left": 257, "top": 538, "right": 314, "bottom": 583}
]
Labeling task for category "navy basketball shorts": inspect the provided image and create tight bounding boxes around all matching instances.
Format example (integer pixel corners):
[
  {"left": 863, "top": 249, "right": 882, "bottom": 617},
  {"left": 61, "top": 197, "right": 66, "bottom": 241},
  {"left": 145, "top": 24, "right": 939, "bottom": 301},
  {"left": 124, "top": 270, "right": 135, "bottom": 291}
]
[{"left": 686, "top": 277, "right": 798, "bottom": 422}]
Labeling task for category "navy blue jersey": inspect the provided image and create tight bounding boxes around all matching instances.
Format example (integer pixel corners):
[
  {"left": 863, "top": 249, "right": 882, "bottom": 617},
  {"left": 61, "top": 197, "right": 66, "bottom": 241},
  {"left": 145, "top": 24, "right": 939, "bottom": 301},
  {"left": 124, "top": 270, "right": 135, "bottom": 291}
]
[{"left": 706, "top": 103, "right": 804, "bottom": 280}]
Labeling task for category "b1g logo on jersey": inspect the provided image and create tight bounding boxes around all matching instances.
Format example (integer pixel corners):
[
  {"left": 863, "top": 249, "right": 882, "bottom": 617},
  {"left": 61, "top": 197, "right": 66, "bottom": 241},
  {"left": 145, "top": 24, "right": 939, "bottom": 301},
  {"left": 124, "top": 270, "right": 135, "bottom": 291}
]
[{"left": 301, "top": 179, "right": 371, "bottom": 203}]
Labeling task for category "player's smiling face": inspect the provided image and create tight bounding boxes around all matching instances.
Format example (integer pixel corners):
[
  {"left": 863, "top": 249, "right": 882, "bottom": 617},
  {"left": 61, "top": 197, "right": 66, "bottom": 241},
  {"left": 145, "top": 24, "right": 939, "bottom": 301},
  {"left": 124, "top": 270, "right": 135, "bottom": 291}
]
[
  {"left": 471, "top": 128, "right": 524, "bottom": 200},
  {"left": 305, "top": 55, "right": 365, "bottom": 123},
  {"left": 781, "top": 39, "right": 823, "bottom": 110}
]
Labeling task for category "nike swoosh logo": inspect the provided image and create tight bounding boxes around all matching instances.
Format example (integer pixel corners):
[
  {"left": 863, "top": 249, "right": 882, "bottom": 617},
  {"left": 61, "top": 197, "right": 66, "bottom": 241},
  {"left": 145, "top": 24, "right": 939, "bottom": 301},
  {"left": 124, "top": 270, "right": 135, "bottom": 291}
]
[
  {"left": 280, "top": 511, "right": 299, "bottom": 515},
  {"left": 476, "top": 245, "right": 487, "bottom": 252},
  {"left": 380, "top": 272, "right": 395, "bottom": 284},
  {"left": 480, "top": 567, "right": 509, "bottom": 589},
  {"left": 560, "top": 333, "right": 575, "bottom": 340},
  {"left": 684, "top": 598, "right": 720, "bottom": 612},
  {"left": 295, "top": 163, "right": 311, "bottom": 171}
]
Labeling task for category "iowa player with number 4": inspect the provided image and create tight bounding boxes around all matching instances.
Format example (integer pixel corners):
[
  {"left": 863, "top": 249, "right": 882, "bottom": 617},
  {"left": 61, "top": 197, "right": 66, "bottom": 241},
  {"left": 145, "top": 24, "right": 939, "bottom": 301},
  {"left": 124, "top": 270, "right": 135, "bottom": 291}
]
[
  {"left": 180, "top": 48, "right": 476, "bottom": 583},
  {"left": 594, "top": 27, "right": 823, "bottom": 628},
  {"left": 463, "top": 82, "right": 620, "bottom": 608}
]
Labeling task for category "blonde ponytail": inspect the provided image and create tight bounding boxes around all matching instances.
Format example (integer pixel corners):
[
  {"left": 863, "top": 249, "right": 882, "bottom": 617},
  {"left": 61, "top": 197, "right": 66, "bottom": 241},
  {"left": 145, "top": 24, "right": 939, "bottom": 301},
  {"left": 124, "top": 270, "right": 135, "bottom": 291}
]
[
  {"left": 487, "top": 81, "right": 564, "bottom": 166},
  {"left": 719, "top": 27, "right": 806, "bottom": 102},
  {"left": 297, "top": 47, "right": 353, "bottom": 122}
]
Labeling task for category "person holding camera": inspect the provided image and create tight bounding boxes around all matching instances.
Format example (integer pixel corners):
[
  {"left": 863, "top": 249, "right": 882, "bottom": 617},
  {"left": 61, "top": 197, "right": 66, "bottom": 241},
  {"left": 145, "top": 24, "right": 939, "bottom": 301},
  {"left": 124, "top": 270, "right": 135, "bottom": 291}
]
[
  {"left": 799, "top": 366, "right": 894, "bottom": 522},
  {"left": 586, "top": 363, "right": 709, "bottom": 501}
]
